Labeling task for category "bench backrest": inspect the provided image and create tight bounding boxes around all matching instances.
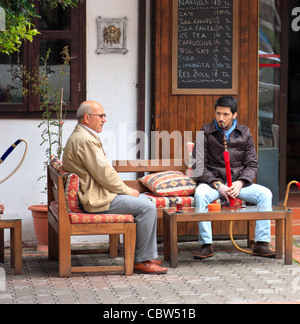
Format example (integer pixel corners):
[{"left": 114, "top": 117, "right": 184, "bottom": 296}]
[
  {"left": 113, "top": 159, "right": 187, "bottom": 173},
  {"left": 48, "top": 161, "right": 83, "bottom": 220},
  {"left": 113, "top": 159, "right": 188, "bottom": 193},
  {"left": 48, "top": 165, "right": 69, "bottom": 222}
]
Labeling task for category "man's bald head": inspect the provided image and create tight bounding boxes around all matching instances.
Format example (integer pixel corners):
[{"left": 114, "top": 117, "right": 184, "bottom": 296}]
[
  {"left": 77, "top": 101, "right": 107, "bottom": 134},
  {"left": 77, "top": 101, "right": 103, "bottom": 122}
]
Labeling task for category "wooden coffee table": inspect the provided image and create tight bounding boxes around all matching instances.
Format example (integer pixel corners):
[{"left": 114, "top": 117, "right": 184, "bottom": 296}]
[
  {"left": 163, "top": 206, "right": 293, "bottom": 267},
  {"left": 0, "top": 215, "right": 22, "bottom": 275}
]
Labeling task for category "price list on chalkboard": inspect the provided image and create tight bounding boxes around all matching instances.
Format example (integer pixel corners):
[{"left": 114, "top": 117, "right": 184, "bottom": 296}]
[{"left": 173, "top": 0, "right": 238, "bottom": 94}]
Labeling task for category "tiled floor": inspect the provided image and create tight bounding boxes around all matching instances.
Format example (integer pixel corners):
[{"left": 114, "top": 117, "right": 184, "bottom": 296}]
[{"left": 0, "top": 241, "right": 300, "bottom": 305}]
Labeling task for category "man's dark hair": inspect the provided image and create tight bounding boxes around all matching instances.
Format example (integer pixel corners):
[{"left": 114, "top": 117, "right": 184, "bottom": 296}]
[{"left": 215, "top": 96, "right": 238, "bottom": 114}]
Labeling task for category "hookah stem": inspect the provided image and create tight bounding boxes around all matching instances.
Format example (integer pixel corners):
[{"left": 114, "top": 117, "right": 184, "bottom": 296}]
[{"left": 222, "top": 124, "right": 235, "bottom": 205}]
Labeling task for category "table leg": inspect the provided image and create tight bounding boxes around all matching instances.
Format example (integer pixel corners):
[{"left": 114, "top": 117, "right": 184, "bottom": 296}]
[
  {"left": 275, "top": 219, "right": 284, "bottom": 260},
  {"left": 11, "top": 222, "right": 22, "bottom": 275},
  {"left": 0, "top": 229, "right": 4, "bottom": 264},
  {"left": 285, "top": 212, "right": 293, "bottom": 266},
  {"left": 169, "top": 215, "right": 178, "bottom": 268},
  {"left": 163, "top": 211, "right": 171, "bottom": 261}
]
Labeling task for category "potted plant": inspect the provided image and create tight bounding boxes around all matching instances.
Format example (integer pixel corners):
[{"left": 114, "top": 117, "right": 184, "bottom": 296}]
[{"left": 23, "top": 46, "right": 74, "bottom": 251}]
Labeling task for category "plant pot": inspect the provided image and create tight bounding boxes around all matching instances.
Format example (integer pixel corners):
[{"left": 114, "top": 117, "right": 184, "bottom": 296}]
[{"left": 28, "top": 205, "right": 48, "bottom": 252}]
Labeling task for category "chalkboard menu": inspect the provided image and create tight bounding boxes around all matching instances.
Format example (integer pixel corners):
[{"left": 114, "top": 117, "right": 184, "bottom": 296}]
[{"left": 172, "top": 0, "right": 239, "bottom": 95}]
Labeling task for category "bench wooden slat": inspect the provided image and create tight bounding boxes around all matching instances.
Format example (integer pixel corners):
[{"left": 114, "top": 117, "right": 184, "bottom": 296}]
[{"left": 113, "top": 159, "right": 187, "bottom": 173}]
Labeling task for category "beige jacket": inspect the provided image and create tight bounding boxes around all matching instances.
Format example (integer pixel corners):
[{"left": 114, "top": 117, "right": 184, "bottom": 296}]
[{"left": 62, "top": 124, "right": 132, "bottom": 213}]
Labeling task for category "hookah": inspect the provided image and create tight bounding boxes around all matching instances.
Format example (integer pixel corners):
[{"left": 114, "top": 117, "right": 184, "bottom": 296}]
[
  {"left": 221, "top": 123, "right": 256, "bottom": 254},
  {"left": 0, "top": 139, "right": 29, "bottom": 215},
  {"left": 221, "top": 123, "right": 242, "bottom": 207},
  {"left": 221, "top": 123, "right": 300, "bottom": 254}
]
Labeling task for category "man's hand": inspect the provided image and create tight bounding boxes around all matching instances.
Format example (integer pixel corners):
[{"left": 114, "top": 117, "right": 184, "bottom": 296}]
[
  {"left": 212, "top": 180, "right": 244, "bottom": 201},
  {"left": 129, "top": 188, "right": 140, "bottom": 197},
  {"left": 226, "top": 181, "right": 244, "bottom": 199},
  {"left": 217, "top": 184, "right": 230, "bottom": 202}
]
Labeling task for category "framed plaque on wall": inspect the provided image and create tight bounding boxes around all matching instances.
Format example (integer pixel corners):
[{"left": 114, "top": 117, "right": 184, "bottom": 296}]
[{"left": 96, "top": 17, "right": 128, "bottom": 55}]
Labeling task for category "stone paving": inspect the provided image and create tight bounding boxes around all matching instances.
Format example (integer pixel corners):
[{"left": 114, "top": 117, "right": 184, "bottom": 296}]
[{"left": 0, "top": 240, "right": 300, "bottom": 304}]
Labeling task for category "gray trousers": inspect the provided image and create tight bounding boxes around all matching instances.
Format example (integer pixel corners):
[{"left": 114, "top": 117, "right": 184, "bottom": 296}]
[{"left": 101, "top": 194, "right": 158, "bottom": 263}]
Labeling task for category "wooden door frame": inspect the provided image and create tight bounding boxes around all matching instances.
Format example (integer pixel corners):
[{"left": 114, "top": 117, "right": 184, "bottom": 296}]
[
  {"left": 137, "top": 0, "right": 146, "bottom": 136},
  {"left": 279, "top": 0, "right": 290, "bottom": 201}
]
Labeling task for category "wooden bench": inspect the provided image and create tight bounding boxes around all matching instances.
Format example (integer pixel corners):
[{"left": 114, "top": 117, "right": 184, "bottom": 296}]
[
  {"left": 47, "top": 165, "right": 136, "bottom": 278},
  {"left": 113, "top": 159, "right": 188, "bottom": 219},
  {"left": 113, "top": 159, "right": 254, "bottom": 241}
]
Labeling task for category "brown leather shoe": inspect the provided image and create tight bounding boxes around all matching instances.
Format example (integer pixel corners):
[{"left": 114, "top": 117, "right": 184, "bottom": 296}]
[
  {"left": 150, "top": 259, "right": 162, "bottom": 265},
  {"left": 134, "top": 261, "right": 168, "bottom": 275},
  {"left": 253, "top": 242, "right": 275, "bottom": 258},
  {"left": 193, "top": 244, "right": 214, "bottom": 260}
]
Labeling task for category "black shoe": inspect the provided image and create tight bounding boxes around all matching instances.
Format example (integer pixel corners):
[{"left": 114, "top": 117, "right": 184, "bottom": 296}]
[
  {"left": 253, "top": 242, "right": 275, "bottom": 258},
  {"left": 193, "top": 244, "right": 214, "bottom": 260}
]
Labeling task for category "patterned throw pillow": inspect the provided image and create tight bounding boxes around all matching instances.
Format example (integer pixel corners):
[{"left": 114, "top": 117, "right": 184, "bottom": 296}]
[
  {"left": 64, "top": 173, "right": 83, "bottom": 213},
  {"left": 50, "top": 156, "right": 83, "bottom": 213},
  {"left": 50, "top": 155, "right": 65, "bottom": 175},
  {"left": 139, "top": 171, "right": 196, "bottom": 197}
]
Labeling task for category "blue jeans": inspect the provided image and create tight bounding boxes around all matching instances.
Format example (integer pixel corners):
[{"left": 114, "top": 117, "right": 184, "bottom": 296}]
[{"left": 195, "top": 183, "right": 273, "bottom": 244}]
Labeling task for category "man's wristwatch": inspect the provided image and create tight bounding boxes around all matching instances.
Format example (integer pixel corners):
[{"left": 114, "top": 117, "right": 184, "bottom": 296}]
[{"left": 214, "top": 182, "right": 222, "bottom": 190}]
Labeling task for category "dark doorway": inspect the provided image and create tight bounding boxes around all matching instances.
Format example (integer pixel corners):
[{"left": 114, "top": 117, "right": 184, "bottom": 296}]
[{"left": 287, "top": 0, "right": 300, "bottom": 183}]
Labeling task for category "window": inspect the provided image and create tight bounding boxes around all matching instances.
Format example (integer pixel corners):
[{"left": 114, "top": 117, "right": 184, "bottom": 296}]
[
  {"left": 258, "top": 0, "right": 281, "bottom": 147},
  {"left": 0, "top": 1, "right": 86, "bottom": 118}
]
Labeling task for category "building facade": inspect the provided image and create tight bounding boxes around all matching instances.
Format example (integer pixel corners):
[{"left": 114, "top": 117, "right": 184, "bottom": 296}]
[{"left": 0, "top": 0, "right": 299, "bottom": 244}]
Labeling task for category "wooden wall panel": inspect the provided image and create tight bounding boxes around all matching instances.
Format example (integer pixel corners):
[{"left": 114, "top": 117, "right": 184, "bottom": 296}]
[{"left": 154, "top": 0, "right": 259, "bottom": 238}]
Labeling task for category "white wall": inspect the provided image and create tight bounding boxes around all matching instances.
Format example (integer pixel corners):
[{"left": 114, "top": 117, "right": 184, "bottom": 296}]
[
  {"left": 0, "top": 0, "right": 139, "bottom": 246},
  {"left": 87, "top": 0, "right": 139, "bottom": 163}
]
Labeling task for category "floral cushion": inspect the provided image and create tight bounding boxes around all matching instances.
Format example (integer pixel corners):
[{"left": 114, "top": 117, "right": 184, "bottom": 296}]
[
  {"left": 145, "top": 193, "right": 195, "bottom": 208},
  {"left": 139, "top": 171, "right": 196, "bottom": 197},
  {"left": 49, "top": 201, "right": 134, "bottom": 224}
]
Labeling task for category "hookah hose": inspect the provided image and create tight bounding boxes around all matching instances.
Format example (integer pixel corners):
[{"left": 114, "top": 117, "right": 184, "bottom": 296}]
[
  {"left": 230, "top": 180, "right": 300, "bottom": 255},
  {"left": 0, "top": 139, "right": 29, "bottom": 185}
]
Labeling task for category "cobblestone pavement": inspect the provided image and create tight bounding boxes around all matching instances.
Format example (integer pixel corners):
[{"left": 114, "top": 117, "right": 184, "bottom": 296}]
[{"left": 0, "top": 240, "right": 300, "bottom": 304}]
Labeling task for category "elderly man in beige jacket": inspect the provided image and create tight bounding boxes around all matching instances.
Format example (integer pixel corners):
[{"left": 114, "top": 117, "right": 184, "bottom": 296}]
[{"left": 63, "top": 101, "right": 167, "bottom": 275}]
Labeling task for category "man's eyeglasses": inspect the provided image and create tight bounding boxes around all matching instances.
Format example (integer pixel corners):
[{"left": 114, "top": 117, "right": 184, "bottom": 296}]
[{"left": 88, "top": 114, "right": 107, "bottom": 119}]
